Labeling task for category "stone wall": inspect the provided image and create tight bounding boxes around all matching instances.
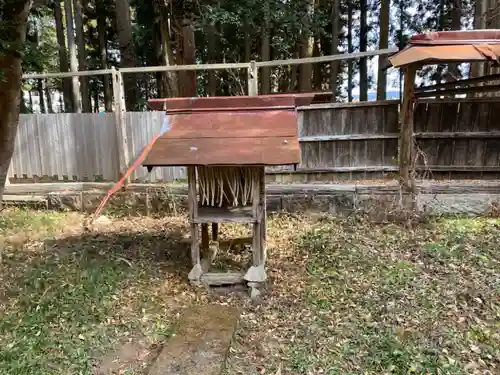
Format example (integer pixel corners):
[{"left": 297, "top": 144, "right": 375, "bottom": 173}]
[{"left": 23, "top": 181, "right": 500, "bottom": 219}]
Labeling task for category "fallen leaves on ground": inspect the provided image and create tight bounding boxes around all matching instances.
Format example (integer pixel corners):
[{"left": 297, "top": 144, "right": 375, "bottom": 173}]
[
  {"left": 225, "top": 214, "right": 500, "bottom": 375},
  {"left": 0, "top": 208, "right": 499, "bottom": 374}
]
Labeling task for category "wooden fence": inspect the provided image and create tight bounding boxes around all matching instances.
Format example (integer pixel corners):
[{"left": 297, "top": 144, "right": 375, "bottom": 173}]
[
  {"left": 9, "top": 112, "right": 185, "bottom": 183},
  {"left": 8, "top": 99, "right": 500, "bottom": 183},
  {"left": 414, "top": 98, "right": 500, "bottom": 180},
  {"left": 270, "top": 101, "right": 400, "bottom": 182}
]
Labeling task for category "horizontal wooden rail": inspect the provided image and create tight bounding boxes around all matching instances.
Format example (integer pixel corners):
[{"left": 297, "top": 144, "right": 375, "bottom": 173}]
[
  {"left": 297, "top": 99, "right": 400, "bottom": 111},
  {"left": 23, "top": 48, "right": 399, "bottom": 78},
  {"left": 266, "top": 166, "right": 398, "bottom": 174},
  {"left": 415, "top": 73, "right": 500, "bottom": 93},
  {"left": 415, "top": 84, "right": 500, "bottom": 98},
  {"left": 415, "top": 131, "right": 500, "bottom": 139},
  {"left": 416, "top": 97, "right": 500, "bottom": 104},
  {"left": 300, "top": 134, "right": 399, "bottom": 142},
  {"left": 255, "top": 48, "right": 398, "bottom": 68},
  {"left": 416, "top": 165, "right": 500, "bottom": 172},
  {"left": 120, "top": 62, "right": 251, "bottom": 73},
  {"left": 23, "top": 69, "right": 115, "bottom": 79}
]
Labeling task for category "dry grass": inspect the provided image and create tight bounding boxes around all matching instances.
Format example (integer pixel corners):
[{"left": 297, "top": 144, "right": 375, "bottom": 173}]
[{"left": 0, "top": 208, "right": 499, "bottom": 375}]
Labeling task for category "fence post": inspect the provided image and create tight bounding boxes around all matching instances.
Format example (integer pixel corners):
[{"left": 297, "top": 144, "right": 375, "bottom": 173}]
[
  {"left": 248, "top": 61, "right": 258, "bottom": 96},
  {"left": 399, "top": 64, "right": 417, "bottom": 192},
  {"left": 111, "top": 68, "right": 131, "bottom": 184}
]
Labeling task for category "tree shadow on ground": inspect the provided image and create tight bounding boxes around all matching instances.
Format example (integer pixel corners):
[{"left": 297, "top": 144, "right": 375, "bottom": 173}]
[
  {"left": 0, "top": 222, "right": 196, "bottom": 375},
  {"left": 43, "top": 226, "right": 193, "bottom": 278}
]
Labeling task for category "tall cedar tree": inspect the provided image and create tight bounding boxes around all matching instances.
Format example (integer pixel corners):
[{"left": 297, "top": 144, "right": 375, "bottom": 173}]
[{"left": 0, "top": 0, "right": 32, "bottom": 201}]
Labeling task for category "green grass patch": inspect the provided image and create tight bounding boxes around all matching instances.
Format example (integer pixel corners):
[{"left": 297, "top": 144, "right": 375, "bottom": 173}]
[
  {"left": 0, "top": 208, "right": 64, "bottom": 233},
  {"left": 0, "top": 211, "right": 185, "bottom": 375},
  {"left": 289, "top": 216, "right": 500, "bottom": 374},
  {"left": 0, "top": 254, "right": 127, "bottom": 374}
]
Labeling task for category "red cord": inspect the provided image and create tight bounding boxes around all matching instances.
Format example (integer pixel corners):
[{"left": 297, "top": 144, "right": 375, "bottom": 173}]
[{"left": 90, "top": 132, "right": 162, "bottom": 221}]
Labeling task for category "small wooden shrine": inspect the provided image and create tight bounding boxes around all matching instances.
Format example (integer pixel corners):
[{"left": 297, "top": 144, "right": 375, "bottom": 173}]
[{"left": 142, "top": 95, "right": 308, "bottom": 294}]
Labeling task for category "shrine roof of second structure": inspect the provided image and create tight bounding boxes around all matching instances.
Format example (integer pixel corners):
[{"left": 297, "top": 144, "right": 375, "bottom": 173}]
[
  {"left": 389, "top": 29, "right": 500, "bottom": 68},
  {"left": 142, "top": 94, "right": 319, "bottom": 167}
]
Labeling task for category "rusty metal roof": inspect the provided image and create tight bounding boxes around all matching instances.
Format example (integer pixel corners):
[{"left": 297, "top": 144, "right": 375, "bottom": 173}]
[
  {"left": 142, "top": 95, "right": 301, "bottom": 167},
  {"left": 146, "top": 92, "right": 331, "bottom": 112},
  {"left": 389, "top": 30, "right": 500, "bottom": 67},
  {"left": 409, "top": 30, "right": 500, "bottom": 45}
]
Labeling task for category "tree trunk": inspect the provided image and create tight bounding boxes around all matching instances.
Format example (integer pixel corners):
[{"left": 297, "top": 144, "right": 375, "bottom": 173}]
[
  {"left": 470, "top": 0, "right": 484, "bottom": 78},
  {"left": 152, "top": 23, "right": 166, "bottom": 97},
  {"left": 434, "top": 0, "right": 445, "bottom": 84},
  {"left": 299, "top": 0, "right": 315, "bottom": 92},
  {"left": 155, "top": 2, "right": 179, "bottom": 98},
  {"left": 0, "top": 0, "right": 31, "bottom": 201},
  {"left": 34, "top": 21, "right": 46, "bottom": 114},
  {"left": 347, "top": 1, "right": 353, "bottom": 102},
  {"left": 52, "top": 0, "right": 73, "bottom": 112},
  {"left": 312, "top": 38, "right": 322, "bottom": 89},
  {"left": 289, "top": 42, "right": 299, "bottom": 92},
  {"left": 96, "top": 0, "right": 112, "bottom": 111},
  {"left": 207, "top": 23, "right": 217, "bottom": 96},
  {"left": 330, "top": 0, "right": 340, "bottom": 99},
  {"left": 261, "top": 0, "right": 271, "bottom": 95},
  {"left": 29, "top": 90, "right": 33, "bottom": 110},
  {"left": 93, "top": 89, "right": 99, "bottom": 112},
  {"left": 244, "top": 15, "right": 251, "bottom": 62},
  {"left": 359, "top": 0, "right": 368, "bottom": 101},
  {"left": 398, "top": 0, "right": 404, "bottom": 96},
  {"left": 73, "top": 0, "right": 91, "bottom": 112},
  {"left": 37, "top": 79, "right": 46, "bottom": 113},
  {"left": 64, "top": 0, "right": 82, "bottom": 112},
  {"left": 243, "top": 14, "right": 251, "bottom": 94},
  {"left": 377, "top": 0, "right": 390, "bottom": 100},
  {"left": 115, "top": 0, "right": 139, "bottom": 110},
  {"left": 483, "top": 0, "right": 491, "bottom": 76},
  {"left": 447, "top": 0, "right": 462, "bottom": 81},
  {"left": 180, "top": 17, "right": 196, "bottom": 97},
  {"left": 20, "top": 90, "right": 28, "bottom": 113},
  {"left": 45, "top": 83, "right": 54, "bottom": 113}
]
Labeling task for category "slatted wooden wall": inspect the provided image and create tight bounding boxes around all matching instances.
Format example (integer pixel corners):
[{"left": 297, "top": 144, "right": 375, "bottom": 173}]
[
  {"left": 10, "top": 113, "right": 120, "bottom": 182},
  {"left": 9, "top": 113, "right": 186, "bottom": 183},
  {"left": 9, "top": 99, "right": 500, "bottom": 184},
  {"left": 267, "top": 101, "right": 400, "bottom": 182},
  {"left": 414, "top": 98, "right": 500, "bottom": 179}
]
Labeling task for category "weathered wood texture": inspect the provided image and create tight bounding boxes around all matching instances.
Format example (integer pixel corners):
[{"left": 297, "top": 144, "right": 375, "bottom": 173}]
[
  {"left": 9, "top": 112, "right": 185, "bottom": 183},
  {"left": 414, "top": 99, "right": 500, "bottom": 179},
  {"left": 10, "top": 113, "right": 120, "bottom": 182},
  {"left": 266, "top": 101, "right": 400, "bottom": 180},
  {"left": 8, "top": 99, "right": 500, "bottom": 183},
  {"left": 143, "top": 110, "right": 300, "bottom": 166}
]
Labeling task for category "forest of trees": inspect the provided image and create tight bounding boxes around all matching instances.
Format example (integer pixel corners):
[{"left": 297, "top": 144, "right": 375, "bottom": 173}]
[{"left": 19, "top": 0, "right": 496, "bottom": 113}]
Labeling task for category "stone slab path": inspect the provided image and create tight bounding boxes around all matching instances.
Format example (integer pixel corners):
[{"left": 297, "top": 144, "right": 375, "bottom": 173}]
[{"left": 148, "top": 304, "right": 240, "bottom": 375}]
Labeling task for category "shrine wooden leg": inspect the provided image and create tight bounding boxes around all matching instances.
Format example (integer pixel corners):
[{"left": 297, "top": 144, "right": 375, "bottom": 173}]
[
  {"left": 252, "top": 222, "right": 261, "bottom": 266},
  {"left": 200, "top": 223, "right": 218, "bottom": 273},
  {"left": 260, "top": 167, "right": 267, "bottom": 266},
  {"left": 188, "top": 223, "right": 203, "bottom": 281},
  {"left": 244, "top": 167, "right": 266, "bottom": 286},
  {"left": 201, "top": 223, "right": 209, "bottom": 251},
  {"left": 211, "top": 223, "right": 219, "bottom": 241},
  {"left": 187, "top": 166, "right": 202, "bottom": 282},
  {"left": 260, "top": 214, "right": 266, "bottom": 266}
]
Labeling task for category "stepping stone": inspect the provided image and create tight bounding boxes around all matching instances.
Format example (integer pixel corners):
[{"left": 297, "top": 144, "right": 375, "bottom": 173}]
[{"left": 148, "top": 304, "right": 239, "bottom": 375}]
